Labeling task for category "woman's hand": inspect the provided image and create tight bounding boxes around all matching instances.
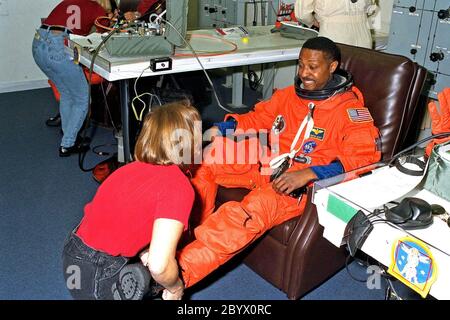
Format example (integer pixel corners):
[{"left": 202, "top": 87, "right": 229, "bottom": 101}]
[
  {"left": 161, "top": 278, "right": 184, "bottom": 300},
  {"left": 124, "top": 11, "right": 141, "bottom": 21},
  {"left": 162, "top": 287, "right": 183, "bottom": 300},
  {"left": 139, "top": 249, "right": 150, "bottom": 266}
]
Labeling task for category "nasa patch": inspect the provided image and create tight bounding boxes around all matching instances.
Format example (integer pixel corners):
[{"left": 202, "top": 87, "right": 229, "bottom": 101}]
[
  {"left": 302, "top": 141, "right": 317, "bottom": 154},
  {"left": 271, "top": 115, "right": 286, "bottom": 135}
]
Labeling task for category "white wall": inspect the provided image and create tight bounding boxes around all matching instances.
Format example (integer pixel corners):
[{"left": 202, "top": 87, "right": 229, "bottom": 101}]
[
  {"left": 0, "top": 0, "right": 395, "bottom": 93},
  {"left": 0, "top": 0, "right": 60, "bottom": 93}
]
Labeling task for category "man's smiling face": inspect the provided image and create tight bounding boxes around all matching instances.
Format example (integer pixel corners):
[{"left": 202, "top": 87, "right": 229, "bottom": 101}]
[{"left": 298, "top": 48, "right": 338, "bottom": 91}]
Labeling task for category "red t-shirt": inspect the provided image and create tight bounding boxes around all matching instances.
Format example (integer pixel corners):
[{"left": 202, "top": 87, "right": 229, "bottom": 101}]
[
  {"left": 137, "top": 0, "right": 160, "bottom": 15},
  {"left": 76, "top": 162, "right": 194, "bottom": 257},
  {"left": 43, "top": 0, "right": 106, "bottom": 36}
]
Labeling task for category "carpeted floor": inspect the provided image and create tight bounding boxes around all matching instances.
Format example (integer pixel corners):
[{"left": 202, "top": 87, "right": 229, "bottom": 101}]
[{"left": 0, "top": 74, "right": 419, "bottom": 300}]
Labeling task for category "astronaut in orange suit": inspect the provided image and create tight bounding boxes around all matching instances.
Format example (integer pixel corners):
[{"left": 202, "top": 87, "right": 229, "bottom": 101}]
[{"left": 176, "top": 37, "right": 382, "bottom": 289}]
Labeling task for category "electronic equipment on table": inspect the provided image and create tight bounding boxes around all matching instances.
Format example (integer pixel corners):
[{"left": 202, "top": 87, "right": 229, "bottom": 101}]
[
  {"left": 278, "top": 21, "right": 318, "bottom": 40},
  {"left": 102, "top": 0, "right": 188, "bottom": 59}
]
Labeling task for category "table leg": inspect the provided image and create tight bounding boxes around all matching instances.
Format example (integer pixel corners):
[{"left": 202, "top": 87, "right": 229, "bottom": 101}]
[
  {"left": 119, "top": 79, "right": 131, "bottom": 163},
  {"left": 229, "top": 67, "right": 247, "bottom": 108},
  {"left": 262, "top": 63, "right": 275, "bottom": 100}
]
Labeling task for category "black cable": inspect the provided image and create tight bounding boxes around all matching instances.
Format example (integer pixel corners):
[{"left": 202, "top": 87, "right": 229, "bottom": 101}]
[
  {"left": 247, "top": 68, "right": 259, "bottom": 90},
  {"left": 252, "top": 0, "right": 258, "bottom": 26},
  {"left": 344, "top": 245, "right": 398, "bottom": 291},
  {"left": 268, "top": 0, "right": 278, "bottom": 17},
  {"left": 384, "top": 276, "right": 402, "bottom": 300},
  {"left": 344, "top": 254, "right": 368, "bottom": 283},
  {"left": 162, "top": 18, "right": 234, "bottom": 114},
  {"left": 247, "top": 65, "right": 264, "bottom": 91},
  {"left": 136, "top": 0, "right": 165, "bottom": 22},
  {"left": 349, "top": 252, "right": 403, "bottom": 300},
  {"left": 92, "top": 143, "right": 118, "bottom": 156},
  {"left": 99, "top": 81, "right": 119, "bottom": 134},
  {"left": 386, "top": 132, "right": 450, "bottom": 166},
  {"left": 78, "top": 25, "right": 124, "bottom": 172},
  {"left": 260, "top": 0, "right": 266, "bottom": 26}
]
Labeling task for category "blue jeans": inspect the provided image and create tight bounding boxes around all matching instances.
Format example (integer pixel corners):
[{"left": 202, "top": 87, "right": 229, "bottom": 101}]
[
  {"left": 62, "top": 231, "right": 129, "bottom": 300},
  {"left": 32, "top": 27, "right": 89, "bottom": 148}
]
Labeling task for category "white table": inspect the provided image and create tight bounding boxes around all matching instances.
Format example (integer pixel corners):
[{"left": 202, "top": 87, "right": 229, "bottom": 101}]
[
  {"left": 312, "top": 163, "right": 450, "bottom": 299},
  {"left": 68, "top": 26, "right": 307, "bottom": 161}
]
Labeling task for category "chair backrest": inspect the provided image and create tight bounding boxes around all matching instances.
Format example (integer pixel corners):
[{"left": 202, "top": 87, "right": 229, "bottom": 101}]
[
  {"left": 337, "top": 44, "right": 427, "bottom": 160},
  {"left": 218, "top": 45, "right": 429, "bottom": 300}
]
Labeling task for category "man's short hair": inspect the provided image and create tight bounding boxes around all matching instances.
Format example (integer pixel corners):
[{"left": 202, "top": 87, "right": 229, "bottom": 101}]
[{"left": 301, "top": 37, "right": 341, "bottom": 64}]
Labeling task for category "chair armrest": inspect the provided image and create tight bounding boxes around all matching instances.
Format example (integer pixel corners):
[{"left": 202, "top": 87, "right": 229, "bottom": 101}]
[{"left": 281, "top": 187, "right": 348, "bottom": 298}]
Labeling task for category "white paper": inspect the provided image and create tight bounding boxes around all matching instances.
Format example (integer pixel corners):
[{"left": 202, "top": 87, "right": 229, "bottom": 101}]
[{"left": 327, "top": 165, "right": 425, "bottom": 211}]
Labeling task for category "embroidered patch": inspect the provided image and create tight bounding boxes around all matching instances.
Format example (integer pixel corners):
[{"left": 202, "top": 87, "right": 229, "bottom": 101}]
[
  {"left": 347, "top": 108, "right": 373, "bottom": 123},
  {"left": 309, "top": 127, "right": 325, "bottom": 141},
  {"left": 271, "top": 115, "right": 286, "bottom": 135},
  {"left": 302, "top": 141, "right": 317, "bottom": 154}
]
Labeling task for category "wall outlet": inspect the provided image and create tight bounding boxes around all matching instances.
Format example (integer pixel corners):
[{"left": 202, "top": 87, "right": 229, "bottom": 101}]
[{"left": 0, "top": 0, "right": 9, "bottom": 16}]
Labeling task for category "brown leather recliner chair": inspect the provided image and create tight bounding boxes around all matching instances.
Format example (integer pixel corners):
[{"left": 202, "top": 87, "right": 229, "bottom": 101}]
[{"left": 215, "top": 43, "right": 427, "bottom": 300}]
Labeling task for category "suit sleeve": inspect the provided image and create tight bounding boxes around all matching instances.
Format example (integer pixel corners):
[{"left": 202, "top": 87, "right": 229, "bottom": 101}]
[
  {"left": 336, "top": 106, "right": 382, "bottom": 172},
  {"left": 294, "top": 0, "right": 315, "bottom": 26},
  {"left": 224, "top": 88, "right": 286, "bottom": 132}
]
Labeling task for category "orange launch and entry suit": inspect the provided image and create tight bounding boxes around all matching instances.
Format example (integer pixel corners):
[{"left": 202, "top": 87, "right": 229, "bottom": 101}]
[{"left": 178, "top": 84, "right": 381, "bottom": 288}]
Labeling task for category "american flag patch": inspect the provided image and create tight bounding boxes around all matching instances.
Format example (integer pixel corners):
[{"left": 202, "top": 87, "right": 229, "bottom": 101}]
[{"left": 347, "top": 108, "right": 373, "bottom": 123}]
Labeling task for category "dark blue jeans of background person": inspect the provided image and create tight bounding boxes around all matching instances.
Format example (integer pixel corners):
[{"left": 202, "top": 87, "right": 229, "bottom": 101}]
[{"left": 62, "top": 231, "right": 129, "bottom": 300}]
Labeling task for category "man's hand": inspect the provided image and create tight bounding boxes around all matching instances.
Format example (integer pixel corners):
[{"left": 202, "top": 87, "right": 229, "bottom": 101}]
[
  {"left": 425, "top": 88, "right": 450, "bottom": 156},
  {"left": 272, "top": 168, "right": 317, "bottom": 195}
]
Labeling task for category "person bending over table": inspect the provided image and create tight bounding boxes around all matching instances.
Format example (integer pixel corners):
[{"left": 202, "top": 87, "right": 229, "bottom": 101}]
[{"left": 32, "top": 0, "right": 112, "bottom": 156}]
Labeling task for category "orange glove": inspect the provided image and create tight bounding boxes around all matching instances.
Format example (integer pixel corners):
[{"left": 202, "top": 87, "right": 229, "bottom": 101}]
[{"left": 425, "top": 88, "right": 450, "bottom": 157}]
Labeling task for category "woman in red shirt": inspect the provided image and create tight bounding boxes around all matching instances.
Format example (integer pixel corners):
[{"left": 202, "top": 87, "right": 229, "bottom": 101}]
[
  {"left": 62, "top": 101, "right": 201, "bottom": 300},
  {"left": 32, "top": 0, "right": 111, "bottom": 157}
]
